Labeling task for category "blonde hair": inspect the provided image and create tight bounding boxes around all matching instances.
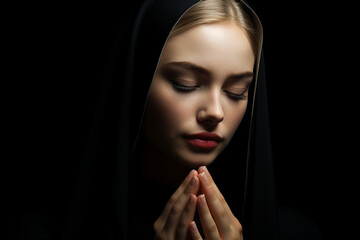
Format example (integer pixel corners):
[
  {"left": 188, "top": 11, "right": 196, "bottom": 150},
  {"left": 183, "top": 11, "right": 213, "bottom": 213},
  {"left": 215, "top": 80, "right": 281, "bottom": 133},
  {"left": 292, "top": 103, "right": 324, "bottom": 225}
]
[{"left": 169, "top": 0, "right": 262, "bottom": 59}]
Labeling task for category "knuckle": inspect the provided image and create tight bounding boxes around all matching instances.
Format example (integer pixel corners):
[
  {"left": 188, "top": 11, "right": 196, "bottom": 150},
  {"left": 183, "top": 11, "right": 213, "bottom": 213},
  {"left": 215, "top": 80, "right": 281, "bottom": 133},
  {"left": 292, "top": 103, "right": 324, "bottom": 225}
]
[
  {"left": 235, "top": 220, "right": 243, "bottom": 232},
  {"left": 229, "top": 222, "right": 243, "bottom": 239},
  {"left": 153, "top": 222, "right": 165, "bottom": 239},
  {"left": 218, "top": 206, "right": 227, "bottom": 218},
  {"left": 153, "top": 220, "right": 160, "bottom": 232},
  {"left": 169, "top": 195, "right": 177, "bottom": 205},
  {"left": 170, "top": 203, "right": 182, "bottom": 216}
]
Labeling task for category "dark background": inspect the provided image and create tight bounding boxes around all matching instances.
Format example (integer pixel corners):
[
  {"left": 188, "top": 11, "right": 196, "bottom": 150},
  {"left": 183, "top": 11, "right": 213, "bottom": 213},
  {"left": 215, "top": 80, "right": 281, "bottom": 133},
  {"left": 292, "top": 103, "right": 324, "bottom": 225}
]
[{"left": 4, "top": 1, "right": 353, "bottom": 239}]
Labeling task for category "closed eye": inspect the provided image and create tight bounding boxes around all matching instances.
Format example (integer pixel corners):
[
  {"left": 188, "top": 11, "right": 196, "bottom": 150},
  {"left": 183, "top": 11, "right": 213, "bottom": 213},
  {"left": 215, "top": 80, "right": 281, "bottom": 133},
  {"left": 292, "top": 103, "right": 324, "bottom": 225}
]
[
  {"left": 171, "top": 81, "right": 197, "bottom": 92},
  {"left": 223, "top": 89, "right": 248, "bottom": 100}
]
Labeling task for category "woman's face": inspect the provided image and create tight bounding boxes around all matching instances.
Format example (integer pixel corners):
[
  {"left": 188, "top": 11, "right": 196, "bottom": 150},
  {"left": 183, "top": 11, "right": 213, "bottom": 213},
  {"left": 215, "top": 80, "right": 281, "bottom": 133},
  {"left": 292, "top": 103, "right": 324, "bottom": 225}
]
[{"left": 143, "top": 21, "right": 255, "bottom": 168}]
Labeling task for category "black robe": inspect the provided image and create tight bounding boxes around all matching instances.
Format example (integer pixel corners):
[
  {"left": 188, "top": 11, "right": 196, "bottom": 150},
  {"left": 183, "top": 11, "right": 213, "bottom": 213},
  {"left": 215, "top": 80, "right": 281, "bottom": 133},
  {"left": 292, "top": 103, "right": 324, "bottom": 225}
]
[{"left": 7, "top": 0, "right": 323, "bottom": 239}]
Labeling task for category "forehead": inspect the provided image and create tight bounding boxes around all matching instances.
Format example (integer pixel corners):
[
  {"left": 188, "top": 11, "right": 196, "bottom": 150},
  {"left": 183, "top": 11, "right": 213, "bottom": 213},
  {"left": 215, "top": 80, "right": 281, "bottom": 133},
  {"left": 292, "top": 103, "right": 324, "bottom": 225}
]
[{"left": 158, "top": 21, "right": 255, "bottom": 75}]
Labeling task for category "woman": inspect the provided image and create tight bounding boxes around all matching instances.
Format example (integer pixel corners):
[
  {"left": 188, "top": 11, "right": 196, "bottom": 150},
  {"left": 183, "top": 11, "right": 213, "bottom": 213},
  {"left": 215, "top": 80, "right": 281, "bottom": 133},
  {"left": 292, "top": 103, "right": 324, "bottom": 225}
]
[
  {"left": 9, "top": 0, "right": 321, "bottom": 239},
  {"left": 136, "top": 0, "right": 260, "bottom": 238},
  {"left": 122, "top": 0, "right": 270, "bottom": 239}
]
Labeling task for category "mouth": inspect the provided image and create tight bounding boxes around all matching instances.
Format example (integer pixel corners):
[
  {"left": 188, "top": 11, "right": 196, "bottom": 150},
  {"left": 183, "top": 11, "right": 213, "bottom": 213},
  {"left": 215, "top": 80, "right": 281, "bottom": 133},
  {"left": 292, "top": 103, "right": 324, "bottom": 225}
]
[{"left": 183, "top": 132, "right": 223, "bottom": 150}]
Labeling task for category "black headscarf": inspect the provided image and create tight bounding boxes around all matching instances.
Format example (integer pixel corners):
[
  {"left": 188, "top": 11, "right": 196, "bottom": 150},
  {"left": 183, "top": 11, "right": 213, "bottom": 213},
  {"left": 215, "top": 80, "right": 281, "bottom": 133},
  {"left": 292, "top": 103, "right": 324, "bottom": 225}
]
[
  {"left": 6, "top": 0, "right": 277, "bottom": 240},
  {"left": 57, "top": 0, "right": 281, "bottom": 239}
]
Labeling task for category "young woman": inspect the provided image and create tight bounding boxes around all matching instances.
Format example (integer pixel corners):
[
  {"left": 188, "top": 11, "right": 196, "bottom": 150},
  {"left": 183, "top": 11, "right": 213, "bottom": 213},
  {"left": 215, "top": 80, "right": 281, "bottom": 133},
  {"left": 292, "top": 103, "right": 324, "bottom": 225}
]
[
  {"left": 67, "top": 0, "right": 275, "bottom": 239},
  {"left": 9, "top": 0, "right": 322, "bottom": 239},
  {"left": 138, "top": 0, "right": 260, "bottom": 239},
  {"left": 122, "top": 0, "right": 269, "bottom": 239}
]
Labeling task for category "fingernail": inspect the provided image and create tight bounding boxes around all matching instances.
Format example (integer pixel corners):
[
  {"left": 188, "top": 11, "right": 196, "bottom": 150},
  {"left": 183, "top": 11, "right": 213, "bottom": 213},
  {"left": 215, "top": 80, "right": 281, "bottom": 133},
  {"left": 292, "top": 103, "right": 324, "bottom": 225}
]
[
  {"left": 190, "top": 176, "right": 197, "bottom": 186},
  {"left": 199, "top": 172, "right": 210, "bottom": 185},
  {"left": 189, "top": 221, "right": 197, "bottom": 232},
  {"left": 203, "top": 166, "right": 209, "bottom": 175},
  {"left": 188, "top": 194, "right": 196, "bottom": 204},
  {"left": 199, "top": 194, "right": 207, "bottom": 206}
]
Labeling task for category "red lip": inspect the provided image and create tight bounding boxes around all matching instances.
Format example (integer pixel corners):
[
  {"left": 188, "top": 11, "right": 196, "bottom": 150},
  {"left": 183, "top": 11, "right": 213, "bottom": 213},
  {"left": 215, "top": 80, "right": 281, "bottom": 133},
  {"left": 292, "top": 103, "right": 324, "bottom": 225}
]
[{"left": 183, "top": 132, "right": 223, "bottom": 149}]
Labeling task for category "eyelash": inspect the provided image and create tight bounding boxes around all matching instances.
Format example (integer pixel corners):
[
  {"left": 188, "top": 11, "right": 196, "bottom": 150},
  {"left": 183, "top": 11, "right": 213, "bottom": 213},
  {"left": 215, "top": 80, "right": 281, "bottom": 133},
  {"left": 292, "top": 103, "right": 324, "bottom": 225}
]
[
  {"left": 224, "top": 90, "right": 247, "bottom": 100},
  {"left": 171, "top": 81, "right": 247, "bottom": 101},
  {"left": 172, "top": 81, "right": 197, "bottom": 92}
]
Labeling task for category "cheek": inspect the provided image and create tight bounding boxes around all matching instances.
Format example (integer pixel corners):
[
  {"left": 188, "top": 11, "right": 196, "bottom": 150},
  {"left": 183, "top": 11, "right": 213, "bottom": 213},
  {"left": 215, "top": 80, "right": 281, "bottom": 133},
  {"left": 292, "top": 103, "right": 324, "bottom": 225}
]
[
  {"left": 144, "top": 83, "right": 190, "bottom": 137},
  {"left": 223, "top": 101, "right": 248, "bottom": 137}
]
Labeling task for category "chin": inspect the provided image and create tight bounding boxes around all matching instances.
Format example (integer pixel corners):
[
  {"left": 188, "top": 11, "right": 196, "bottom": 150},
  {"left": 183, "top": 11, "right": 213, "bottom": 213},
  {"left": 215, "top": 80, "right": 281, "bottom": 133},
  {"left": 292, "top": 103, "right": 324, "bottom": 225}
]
[{"left": 175, "top": 152, "right": 218, "bottom": 169}]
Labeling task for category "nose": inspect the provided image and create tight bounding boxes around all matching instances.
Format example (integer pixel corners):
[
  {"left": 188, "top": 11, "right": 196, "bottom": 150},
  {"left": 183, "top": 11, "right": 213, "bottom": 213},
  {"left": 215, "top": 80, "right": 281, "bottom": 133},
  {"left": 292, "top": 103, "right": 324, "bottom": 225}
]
[{"left": 197, "top": 91, "right": 224, "bottom": 126}]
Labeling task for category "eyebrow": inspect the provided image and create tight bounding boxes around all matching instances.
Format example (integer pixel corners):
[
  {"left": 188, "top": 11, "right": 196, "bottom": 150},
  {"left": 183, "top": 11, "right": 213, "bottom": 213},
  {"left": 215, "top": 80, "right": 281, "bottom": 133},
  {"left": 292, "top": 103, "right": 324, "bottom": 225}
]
[{"left": 162, "top": 61, "right": 253, "bottom": 81}]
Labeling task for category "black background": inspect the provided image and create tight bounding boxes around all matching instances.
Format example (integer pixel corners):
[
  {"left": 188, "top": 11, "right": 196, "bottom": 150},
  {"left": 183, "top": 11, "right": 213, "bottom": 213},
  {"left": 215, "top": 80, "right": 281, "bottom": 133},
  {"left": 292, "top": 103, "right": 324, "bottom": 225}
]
[{"left": 4, "top": 1, "right": 354, "bottom": 239}]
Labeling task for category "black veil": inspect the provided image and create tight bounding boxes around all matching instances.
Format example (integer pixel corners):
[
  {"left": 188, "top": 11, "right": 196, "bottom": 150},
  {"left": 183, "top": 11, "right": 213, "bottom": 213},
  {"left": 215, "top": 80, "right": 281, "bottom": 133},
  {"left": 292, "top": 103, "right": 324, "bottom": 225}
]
[
  {"left": 8, "top": 0, "right": 282, "bottom": 240},
  {"left": 61, "top": 0, "right": 280, "bottom": 239}
]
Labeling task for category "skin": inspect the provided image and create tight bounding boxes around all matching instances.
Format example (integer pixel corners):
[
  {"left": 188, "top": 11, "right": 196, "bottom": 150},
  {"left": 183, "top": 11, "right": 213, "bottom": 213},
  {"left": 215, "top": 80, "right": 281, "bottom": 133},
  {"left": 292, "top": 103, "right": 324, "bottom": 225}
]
[{"left": 143, "top": 21, "right": 255, "bottom": 239}]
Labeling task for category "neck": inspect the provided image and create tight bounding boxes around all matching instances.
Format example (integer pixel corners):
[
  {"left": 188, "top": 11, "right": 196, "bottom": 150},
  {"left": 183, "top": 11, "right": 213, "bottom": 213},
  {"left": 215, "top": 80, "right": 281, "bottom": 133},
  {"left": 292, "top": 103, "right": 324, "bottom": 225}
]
[{"left": 140, "top": 143, "right": 191, "bottom": 187}]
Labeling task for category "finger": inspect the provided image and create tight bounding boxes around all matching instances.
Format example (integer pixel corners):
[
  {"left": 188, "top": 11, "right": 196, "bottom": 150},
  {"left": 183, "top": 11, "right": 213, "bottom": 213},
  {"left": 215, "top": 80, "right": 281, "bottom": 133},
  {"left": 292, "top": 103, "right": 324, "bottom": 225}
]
[
  {"left": 189, "top": 221, "right": 203, "bottom": 240},
  {"left": 163, "top": 175, "right": 199, "bottom": 233},
  {"left": 174, "top": 194, "right": 197, "bottom": 239},
  {"left": 199, "top": 166, "right": 243, "bottom": 236},
  {"left": 198, "top": 166, "right": 226, "bottom": 204},
  {"left": 157, "top": 170, "right": 198, "bottom": 225},
  {"left": 199, "top": 171, "right": 231, "bottom": 238},
  {"left": 199, "top": 166, "right": 237, "bottom": 220},
  {"left": 197, "top": 194, "right": 221, "bottom": 240}
]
